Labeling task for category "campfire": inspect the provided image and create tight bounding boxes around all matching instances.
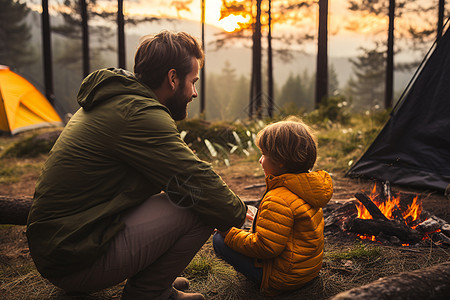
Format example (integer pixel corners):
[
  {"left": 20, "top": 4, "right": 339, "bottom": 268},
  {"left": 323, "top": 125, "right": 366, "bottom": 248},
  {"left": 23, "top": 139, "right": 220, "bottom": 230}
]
[{"left": 325, "top": 182, "right": 450, "bottom": 247}]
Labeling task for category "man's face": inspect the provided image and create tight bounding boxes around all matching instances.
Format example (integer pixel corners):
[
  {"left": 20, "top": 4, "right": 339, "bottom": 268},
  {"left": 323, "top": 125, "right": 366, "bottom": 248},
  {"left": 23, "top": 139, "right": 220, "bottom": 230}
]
[{"left": 165, "top": 57, "right": 200, "bottom": 121}]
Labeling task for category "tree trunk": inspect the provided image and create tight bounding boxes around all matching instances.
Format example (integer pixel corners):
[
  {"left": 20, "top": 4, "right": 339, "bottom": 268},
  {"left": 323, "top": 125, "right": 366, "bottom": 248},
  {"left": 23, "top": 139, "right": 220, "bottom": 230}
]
[
  {"left": 315, "top": 0, "right": 328, "bottom": 108},
  {"left": 200, "top": 0, "right": 206, "bottom": 117},
  {"left": 384, "top": 0, "right": 395, "bottom": 109},
  {"left": 41, "top": 0, "right": 54, "bottom": 105},
  {"left": 0, "top": 196, "right": 33, "bottom": 225},
  {"left": 117, "top": 0, "right": 126, "bottom": 69},
  {"left": 251, "top": 0, "right": 262, "bottom": 119},
  {"left": 330, "top": 262, "right": 450, "bottom": 300},
  {"left": 267, "top": 0, "right": 273, "bottom": 118},
  {"left": 80, "top": 0, "right": 90, "bottom": 78}
]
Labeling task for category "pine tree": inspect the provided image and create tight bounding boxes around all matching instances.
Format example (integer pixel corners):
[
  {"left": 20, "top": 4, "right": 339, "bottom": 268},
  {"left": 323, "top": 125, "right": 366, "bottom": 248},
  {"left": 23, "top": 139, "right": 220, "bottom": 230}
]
[
  {"left": 345, "top": 45, "right": 385, "bottom": 111},
  {"left": 52, "top": 0, "right": 115, "bottom": 76},
  {"left": 278, "top": 71, "right": 314, "bottom": 112},
  {"left": 328, "top": 64, "right": 340, "bottom": 95},
  {"left": 0, "top": 0, "right": 35, "bottom": 69}
]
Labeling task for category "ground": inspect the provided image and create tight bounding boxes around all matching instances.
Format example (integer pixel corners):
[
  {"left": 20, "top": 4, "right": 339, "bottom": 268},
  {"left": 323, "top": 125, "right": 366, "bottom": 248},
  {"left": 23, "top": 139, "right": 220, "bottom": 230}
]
[{"left": 1, "top": 154, "right": 449, "bottom": 299}]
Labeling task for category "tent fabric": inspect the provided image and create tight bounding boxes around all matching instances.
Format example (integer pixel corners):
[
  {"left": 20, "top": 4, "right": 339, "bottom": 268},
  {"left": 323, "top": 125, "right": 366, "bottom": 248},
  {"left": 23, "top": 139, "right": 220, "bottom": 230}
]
[
  {"left": 0, "top": 66, "right": 62, "bottom": 135},
  {"left": 346, "top": 27, "right": 450, "bottom": 192}
]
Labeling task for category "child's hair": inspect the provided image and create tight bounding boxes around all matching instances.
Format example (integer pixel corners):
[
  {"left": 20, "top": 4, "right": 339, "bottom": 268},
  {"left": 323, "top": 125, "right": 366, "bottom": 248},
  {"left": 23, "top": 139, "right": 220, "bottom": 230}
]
[{"left": 255, "top": 116, "right": 317, "bottom": 173}]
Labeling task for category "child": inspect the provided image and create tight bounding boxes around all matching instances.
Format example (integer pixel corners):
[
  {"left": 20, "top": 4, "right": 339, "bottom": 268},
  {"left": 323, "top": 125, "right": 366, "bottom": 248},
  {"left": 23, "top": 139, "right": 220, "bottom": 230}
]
[{"left": 213, "top": 117, "right": 333, "bottom": 296}]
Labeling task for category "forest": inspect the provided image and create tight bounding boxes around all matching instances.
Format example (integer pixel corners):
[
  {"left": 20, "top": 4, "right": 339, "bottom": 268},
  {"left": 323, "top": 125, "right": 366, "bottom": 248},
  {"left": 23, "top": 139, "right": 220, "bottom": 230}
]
[{"left": 1, "top": 0, "right": 448, "bottom": 121}]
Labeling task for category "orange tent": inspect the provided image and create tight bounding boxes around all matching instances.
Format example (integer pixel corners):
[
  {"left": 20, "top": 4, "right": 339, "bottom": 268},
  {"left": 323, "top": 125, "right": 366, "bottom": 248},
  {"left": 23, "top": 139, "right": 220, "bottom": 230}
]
[{"left": 0, "top": 65, "right": 62, "bottom": 135}]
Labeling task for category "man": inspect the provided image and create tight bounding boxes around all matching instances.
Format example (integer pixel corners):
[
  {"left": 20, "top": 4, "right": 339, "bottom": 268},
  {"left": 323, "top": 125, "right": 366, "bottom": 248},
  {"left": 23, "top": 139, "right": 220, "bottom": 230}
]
[{"left": 26, "top": 31, "right": 247, "bottom": 299}]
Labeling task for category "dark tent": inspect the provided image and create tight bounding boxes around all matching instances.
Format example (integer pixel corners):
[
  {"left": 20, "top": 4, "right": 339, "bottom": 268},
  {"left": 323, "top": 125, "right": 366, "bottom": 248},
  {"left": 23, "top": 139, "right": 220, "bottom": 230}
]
[{"left": 346, "top": 25, "right": 450, "bottom": 193}]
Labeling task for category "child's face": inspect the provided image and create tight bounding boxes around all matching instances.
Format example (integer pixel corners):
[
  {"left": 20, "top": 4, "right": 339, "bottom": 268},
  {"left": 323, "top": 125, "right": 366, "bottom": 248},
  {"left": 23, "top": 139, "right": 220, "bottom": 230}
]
[{"left": 259, "top": 154, "right": 285, "bottom": 176}]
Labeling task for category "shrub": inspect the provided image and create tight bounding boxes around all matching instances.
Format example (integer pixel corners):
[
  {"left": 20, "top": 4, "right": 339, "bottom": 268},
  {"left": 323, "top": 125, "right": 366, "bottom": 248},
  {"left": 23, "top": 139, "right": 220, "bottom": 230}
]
[
  {"left": 177, "top": 119, "right": 262, "bottom": 164},
  {"left": 307, "top": 95, "right": 351, "bottom": 125},
  {"left": 1, "top": 130, "right": 61, "bottom": 158}
]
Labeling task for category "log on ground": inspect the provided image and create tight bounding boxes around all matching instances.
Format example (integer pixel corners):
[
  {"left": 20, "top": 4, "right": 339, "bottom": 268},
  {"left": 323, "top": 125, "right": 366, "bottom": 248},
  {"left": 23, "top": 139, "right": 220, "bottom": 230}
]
[
  {"left": 330, "top": 261, "right": 450, "bottom": 300},
  {"left": 349, "top": 218, "right": 423, "bottom": 243},
  {"left": 0, "top": 195, "right": 32, "bottom": 225}
]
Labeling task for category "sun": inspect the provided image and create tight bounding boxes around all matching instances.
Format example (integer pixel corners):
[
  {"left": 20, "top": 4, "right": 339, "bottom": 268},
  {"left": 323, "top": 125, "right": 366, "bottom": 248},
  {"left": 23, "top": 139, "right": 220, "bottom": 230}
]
[{"left": 218, "top": 14, "right": 251, "bottom": 32}]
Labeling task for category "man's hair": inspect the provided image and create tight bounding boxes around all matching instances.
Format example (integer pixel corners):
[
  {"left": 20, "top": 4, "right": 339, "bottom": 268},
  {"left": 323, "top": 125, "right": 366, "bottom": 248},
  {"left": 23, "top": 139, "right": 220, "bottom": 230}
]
[
  {"left": 256, "top": 116, "right": 317, "bottom": 173},
  {"left": 134, "top": 30, "right": 204, "bottom": 89}
]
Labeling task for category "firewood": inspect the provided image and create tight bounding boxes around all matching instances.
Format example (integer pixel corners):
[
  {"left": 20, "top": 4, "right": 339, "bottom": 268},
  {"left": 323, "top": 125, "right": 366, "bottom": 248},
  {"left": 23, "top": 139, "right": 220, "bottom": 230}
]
[
  {"left": 354, "top": 193, "right": 388, "bottom": 221},
  {"left": 349, "top": 218, "right": 423, "bottom": 244},
  {"left": 0, "top": 195, "right": 32, "bottom": 225},
  {"left": 330, "top": 261, "right": 450, "bottom": 300},
  {"left": 417, "top": 216, "right": 446, "bottom": 232},
  {"left": 324, "top": 201, "right": 358, "bottom": 231}
]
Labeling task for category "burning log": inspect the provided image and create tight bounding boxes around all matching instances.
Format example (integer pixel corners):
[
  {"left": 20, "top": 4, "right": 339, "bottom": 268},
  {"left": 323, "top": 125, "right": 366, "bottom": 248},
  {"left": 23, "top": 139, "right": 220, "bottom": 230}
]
[
  {"left": 330, "top": 261, "right": 450, "bottom": 300},
  {"left": 0, "top": 195, "right": 32, "bottom": 225},
  {"left": 325, "top": 184, "right": 449, "bottom": 246},
  {"left": 350, "top": 191, "right": 429, "bottom": 244},
  {"left": 354, "top": 193, "right": 388, "bottom": 221},
  {"left": 324, "top": 201, "right": 358, "bottom": 231},
  {"left": 349, "top": 218, "right": 423, "bottom": 244}
]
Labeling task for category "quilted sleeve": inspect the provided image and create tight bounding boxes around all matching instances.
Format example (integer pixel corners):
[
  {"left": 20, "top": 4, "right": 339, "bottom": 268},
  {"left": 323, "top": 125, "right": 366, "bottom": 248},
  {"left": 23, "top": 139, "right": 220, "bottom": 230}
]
[{"left": 224, "top": 195, "right": 293, "bottom": 259}]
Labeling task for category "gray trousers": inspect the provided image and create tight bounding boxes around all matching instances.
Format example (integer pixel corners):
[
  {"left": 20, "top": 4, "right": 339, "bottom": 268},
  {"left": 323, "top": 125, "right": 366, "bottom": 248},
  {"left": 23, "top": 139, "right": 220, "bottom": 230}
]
[{"left": 49, "top": 193, "right": 213, "bottom": 299}]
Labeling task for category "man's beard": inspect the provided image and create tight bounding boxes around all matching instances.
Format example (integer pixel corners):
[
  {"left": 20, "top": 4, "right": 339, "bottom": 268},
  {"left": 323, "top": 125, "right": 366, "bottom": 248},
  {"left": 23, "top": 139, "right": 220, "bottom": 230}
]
[{"left": 164, "top": 85, "right": 191, "bottom": 121}]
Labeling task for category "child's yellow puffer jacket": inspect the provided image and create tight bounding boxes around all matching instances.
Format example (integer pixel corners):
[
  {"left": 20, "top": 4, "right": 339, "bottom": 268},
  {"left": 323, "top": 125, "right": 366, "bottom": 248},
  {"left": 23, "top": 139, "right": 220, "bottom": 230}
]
[{"left": 225, "top": 170, "right": 333, "bottom": 295}]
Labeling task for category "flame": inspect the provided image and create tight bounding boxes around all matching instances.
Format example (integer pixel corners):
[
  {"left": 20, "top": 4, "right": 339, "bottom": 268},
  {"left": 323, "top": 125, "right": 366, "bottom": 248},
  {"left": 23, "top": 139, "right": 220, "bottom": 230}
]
[
  {"left": 356, "top": 183, "right": 422, "bottom": 225},
  {"left": 358, "top": 235, "right": 377, "bottom": 242},
  {"left": 421, "top": 229, "right": 441, "bottom": 241},
  {"left": 355, "top": 183, "right": 425, "bottom": 246},
  {"left": 402, "top": 195, "right": 422, "bottom": 222}
]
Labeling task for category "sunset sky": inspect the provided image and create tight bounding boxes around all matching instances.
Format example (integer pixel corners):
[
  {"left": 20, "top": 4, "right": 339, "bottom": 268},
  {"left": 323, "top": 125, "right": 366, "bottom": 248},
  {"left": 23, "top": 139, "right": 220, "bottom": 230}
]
[
  {"left": 115, "top": 0, "right": 434, "bottom": 59},
  {"left": 115, "top": 0, "right": 385, "bottom": 56},
  {"left": 28, "top": 0, "right": 438, "bottom": 59}
]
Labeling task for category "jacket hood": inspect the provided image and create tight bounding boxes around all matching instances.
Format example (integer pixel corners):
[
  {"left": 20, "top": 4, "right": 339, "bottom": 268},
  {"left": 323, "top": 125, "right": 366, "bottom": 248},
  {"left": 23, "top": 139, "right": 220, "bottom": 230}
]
[
  {"left": 77, "top": 68, "right": 158, "bottom": 111},
  {"left": 265, "top": 170, "right": 333, "bottom": 208}
]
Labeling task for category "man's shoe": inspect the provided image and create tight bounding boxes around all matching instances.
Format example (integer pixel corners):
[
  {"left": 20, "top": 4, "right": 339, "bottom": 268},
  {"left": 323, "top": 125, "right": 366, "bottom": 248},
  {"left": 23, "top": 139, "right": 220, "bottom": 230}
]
[
  {"left": 169, "top": 288, "right": 205, "bottom": 300},
  {"left": 173, "top": 277, "right": 190, "bottom": 291}
]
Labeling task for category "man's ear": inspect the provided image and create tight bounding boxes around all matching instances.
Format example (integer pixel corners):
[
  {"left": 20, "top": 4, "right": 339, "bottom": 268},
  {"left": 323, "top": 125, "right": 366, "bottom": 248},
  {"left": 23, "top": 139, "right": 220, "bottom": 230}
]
[{"left": 167, "top": 69, "right": 178, "bottom": 90}]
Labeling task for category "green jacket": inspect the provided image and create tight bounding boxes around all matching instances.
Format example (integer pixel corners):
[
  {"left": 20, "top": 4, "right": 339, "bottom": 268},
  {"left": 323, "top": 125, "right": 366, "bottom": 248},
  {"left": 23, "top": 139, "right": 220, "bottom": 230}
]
[{"left": 26, "top": 68, "right": 247, "bottom": 278}]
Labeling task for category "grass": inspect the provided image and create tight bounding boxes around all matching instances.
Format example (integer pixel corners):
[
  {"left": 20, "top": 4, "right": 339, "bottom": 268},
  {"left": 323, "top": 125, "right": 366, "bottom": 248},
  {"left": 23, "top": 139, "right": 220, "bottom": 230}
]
[
  {"left": 3, "top": 110, "right": 449, "bottom": 299},
  {"left": 0, "top": 128, "right": 59, "bottom": 185},
  {"left": 0, "top": 157, "right": 43, "bottom": 184},
  {"left": 313, "top": 113, "right": 387, "bottom": 172},
  {"left": 175, "top": 108, "right": 389, "bottom": 172},
  {"left": 326, "top": 242, "right": 382, "bottom": 260}
]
